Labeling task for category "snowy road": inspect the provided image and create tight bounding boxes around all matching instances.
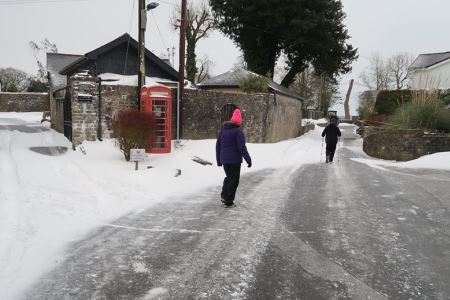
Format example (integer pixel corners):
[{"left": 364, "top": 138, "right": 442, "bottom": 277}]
[{"left": 20, "top": 127, "right": 450, "bottom": 299}]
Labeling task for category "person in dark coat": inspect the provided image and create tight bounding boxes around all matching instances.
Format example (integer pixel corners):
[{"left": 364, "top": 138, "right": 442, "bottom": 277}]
[
  {"left": 321, "top": 117, "right": 341, "bottom": 163},
  {"left": 216, "top": 108, "right": 252, "bottom": 207}
]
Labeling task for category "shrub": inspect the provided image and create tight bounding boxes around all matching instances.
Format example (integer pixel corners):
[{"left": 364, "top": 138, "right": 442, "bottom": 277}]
[
  {"left": 374, "top": 90, "right": 412, "bottom": 115},
  {"left": 391, "top": 89, "right": 450, "bottom": 132},
  {"left": 436, "top": 110, "right": 450, "bottom": 133},
  {"left": 375, "top": 89, "right": 450, "bottom": 116},
  {"left": 239, "top": 74, "right": 270, "bottom": 93},
  {"left": 111, "top": 110, "right": 156, "bottom": 161}
]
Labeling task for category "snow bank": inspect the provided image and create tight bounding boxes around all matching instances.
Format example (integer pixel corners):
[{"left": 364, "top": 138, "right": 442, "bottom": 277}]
[{"left": 352, "top": 152, "right": 450, "bottom": 171}]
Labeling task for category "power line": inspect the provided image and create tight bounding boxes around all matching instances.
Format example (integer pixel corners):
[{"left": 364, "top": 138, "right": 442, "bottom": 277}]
[
  {"left": 0, "top": 0, "right": 89, "bottom": 4},
  {"left": 156, "top": 0, "right": 176, "bottom": 7},
  {"left": 123, "top": 0, "right": 137, "bottom": 75},
  {"left": 151, "top": 10, "right": 168, "bottom": 50}
]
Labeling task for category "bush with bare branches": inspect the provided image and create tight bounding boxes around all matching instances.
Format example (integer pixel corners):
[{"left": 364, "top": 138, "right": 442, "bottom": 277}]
[{"left": 111, "top": 110, "right": 156, "bottom": 161}]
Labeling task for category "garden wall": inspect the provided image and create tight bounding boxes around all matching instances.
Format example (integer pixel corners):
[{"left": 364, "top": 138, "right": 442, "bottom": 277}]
[
  {"left": 0, "top": 92, "right": 49, "bottom": 112},
  {"left": 363, "top": 127, "right": 450, "bottom": 161},
  {"left": 182, "top": 89, "right": 303, "bottom": 143}
]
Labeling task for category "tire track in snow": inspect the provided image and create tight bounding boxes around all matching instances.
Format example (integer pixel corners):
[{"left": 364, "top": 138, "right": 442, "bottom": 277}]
[{"left": 0, "top": 130, "right": 25, "bottom": 291}]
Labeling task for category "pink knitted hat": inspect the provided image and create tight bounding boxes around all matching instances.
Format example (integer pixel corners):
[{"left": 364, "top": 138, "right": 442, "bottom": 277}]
[{"left": 230, "top": 108, "right": 243, "bottom": 125}]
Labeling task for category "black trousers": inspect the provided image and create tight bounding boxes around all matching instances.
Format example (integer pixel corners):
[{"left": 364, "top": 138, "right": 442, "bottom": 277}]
[
  {"left": 221, "top": 164, "right": 241, "bottom": 204},
  {"left": 326, "top": 143, "right": 337, "bottom": 162}
]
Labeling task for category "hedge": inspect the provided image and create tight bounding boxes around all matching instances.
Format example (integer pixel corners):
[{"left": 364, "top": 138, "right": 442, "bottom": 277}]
[
  {"left": 374, "top": 90, "right": 411, "bottom": 115},
  {"left": 375, "top": 89, "right": 450, "bottom": 115}
]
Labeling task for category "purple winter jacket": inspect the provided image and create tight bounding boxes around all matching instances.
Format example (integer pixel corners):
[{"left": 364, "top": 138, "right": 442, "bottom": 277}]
[{"left": 216, "top": 123, "right": 252, "bottom": 165}]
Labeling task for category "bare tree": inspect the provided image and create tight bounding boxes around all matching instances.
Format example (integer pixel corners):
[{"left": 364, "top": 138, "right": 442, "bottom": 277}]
[
  {"left": 290, "top": 65, "right": 315, "bottom": 108},
  {"left": 360, "top": 53, "right": 391, "bottom": 91},
  {"left": 171, "top": 1, "right": 214, "bottom": 83},
  {"left": 232, "top": 55, "right": 248, "bottom": 71},
  {"left": 315, "top": 74, "right": 341, "bottom": 115},
  {"left": 0, "top": 67, "right": 30, "bottom": 92},
  {"left": 387, "top": 52, "right": 414, "bottom": 90},
  {"left": 360, "top": 52, "right": 414, "bottom": 91},
  {"left": 196, "top": 55, "right": 213, "bottom": 83},
  {"left": 290, "top": 65, "right": 340, "bottom": 114},
  {"left": 29, "top": 38, "right": 58, "bottom": 87}
]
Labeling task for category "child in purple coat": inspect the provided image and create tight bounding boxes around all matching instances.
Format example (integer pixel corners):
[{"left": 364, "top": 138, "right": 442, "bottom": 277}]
[{"left": 216, "top": 108, "right": 252, "bottom": 207}]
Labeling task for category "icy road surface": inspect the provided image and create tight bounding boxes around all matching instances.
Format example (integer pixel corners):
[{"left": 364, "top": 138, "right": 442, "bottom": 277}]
[{"left": 23, "top": 127, "right": 450, "bottom": 299}]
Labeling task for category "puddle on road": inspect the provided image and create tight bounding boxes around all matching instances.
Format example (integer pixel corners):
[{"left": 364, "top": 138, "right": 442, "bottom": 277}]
[{"left": 29, "top": 146, "right": 68, "bottom": 156}]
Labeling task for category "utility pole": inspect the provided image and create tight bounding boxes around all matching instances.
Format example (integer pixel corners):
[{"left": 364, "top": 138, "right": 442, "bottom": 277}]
[
  {"left": 177, "top": 0, "right": 187, "bottom": 139},
  {"left": 138, "top": 0, "right": 146, "bottom": 110}
]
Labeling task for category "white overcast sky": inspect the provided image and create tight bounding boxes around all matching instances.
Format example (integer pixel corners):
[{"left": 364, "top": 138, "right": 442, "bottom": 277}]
[{"left": 1, "top": 0, "right": 450, "bottom": 113}]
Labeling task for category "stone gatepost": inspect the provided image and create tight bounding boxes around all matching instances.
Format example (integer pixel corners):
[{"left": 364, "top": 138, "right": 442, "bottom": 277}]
[{"left": 69, "top": 74, "right": 99, "bottom": 146}]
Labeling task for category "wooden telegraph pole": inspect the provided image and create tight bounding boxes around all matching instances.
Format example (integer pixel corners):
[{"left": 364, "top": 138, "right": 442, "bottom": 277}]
[
  {"left": 177, "top": 0, "right": 187, "bottom": 139},
  {"left": 138, "top": 0, "right": 146, "bottom": 111}
]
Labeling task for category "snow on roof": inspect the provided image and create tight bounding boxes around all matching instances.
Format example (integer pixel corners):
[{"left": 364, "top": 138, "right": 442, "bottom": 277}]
[
  {"left": 98, "top": 73, "right": 177, "bottom": 87},
  {"left": 198, "top": 68, "right": 302, "bottom": 100},
  {"left": 409, "top": 52, "right": 450, "bottom": 70}
]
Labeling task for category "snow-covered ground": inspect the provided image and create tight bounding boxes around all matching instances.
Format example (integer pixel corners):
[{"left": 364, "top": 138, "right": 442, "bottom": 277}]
[
  {"left": 0, "top": 112, "right": 322, "bottom": 299},
  {"left": 1, "top": 112, "right": 449, "bottom": 299}
]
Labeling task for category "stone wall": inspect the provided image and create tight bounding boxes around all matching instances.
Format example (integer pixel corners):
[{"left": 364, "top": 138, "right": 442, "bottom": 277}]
[
  {"left": 100, "top": 85, "right": 138, "bottom": 138},
  {"left": 0, "top": 92, "right": 49, "bottom": 112},
  {"left": 363, "top": 127, "right": 450, "bottom": 161},
  {"left": 182, "top": 89, "right": 303, "bottom": 143},
  {"left": 63, "top": 83, "right": 303, "bottom": 147},
  {"left": 265, "top": 94, "right": 303, "bottom": 143},
  {"left": 70, "top": 76, "right": 99, "bottom": 146},
  {"left": 301, "top": 123, "right": 315, "bottom": 135},
  {"left": 182, "top": 89, "right": 268, "bottom": 143}
]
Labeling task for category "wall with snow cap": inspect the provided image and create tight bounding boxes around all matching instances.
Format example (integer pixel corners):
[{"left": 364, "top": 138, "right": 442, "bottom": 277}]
[
  {"left": 0, "top": 92, "right": 49, "bottom": 112},
  {"left": 363, "top": 127, "right": 450, "bottom": 161},
  {"left": 182, "top": 89, "right": 303, "bottom": 143}
]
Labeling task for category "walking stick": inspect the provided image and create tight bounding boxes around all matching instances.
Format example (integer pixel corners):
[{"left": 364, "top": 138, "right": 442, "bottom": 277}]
[
  {"left": 320, "top": 137, "right": 324, "bottom": 162},
  {"left": 337, "top": 137, "right": 341, "bottom": 164}
]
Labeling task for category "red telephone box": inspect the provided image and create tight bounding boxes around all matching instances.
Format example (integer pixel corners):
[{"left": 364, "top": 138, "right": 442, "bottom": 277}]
[{"left": 140, "top": 85, "right": 172, "bottom": 153}]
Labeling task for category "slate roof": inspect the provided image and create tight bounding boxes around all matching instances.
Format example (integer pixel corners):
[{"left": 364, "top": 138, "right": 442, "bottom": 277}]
[
  {"left": 409, "top": 52, "right": 450, "bottom": 70},
  {"left": 47, "top": 53, "right": 82, "bottom": 90},
  {"left": 59, "top": 33, "right": 178, "bottom": 80},
  {"left": 198, "top": 68, "right": 303, "bottom": 101}
]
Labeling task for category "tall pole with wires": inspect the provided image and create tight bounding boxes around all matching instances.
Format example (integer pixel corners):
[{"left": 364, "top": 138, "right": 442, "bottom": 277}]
[
  {"left": 137, "top": 0, "right": 146, "bottom": 111},
  {"left": 177, "top": 0, "right": 187, "bottom": 140}
]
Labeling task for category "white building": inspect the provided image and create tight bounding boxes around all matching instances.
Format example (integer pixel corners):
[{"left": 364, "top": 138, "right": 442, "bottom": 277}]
[{"left": 409, "top": 52, "right": 450, "bottom": 89}]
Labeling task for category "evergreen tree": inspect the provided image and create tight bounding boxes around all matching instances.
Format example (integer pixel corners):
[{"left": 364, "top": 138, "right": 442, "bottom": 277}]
[{"left": 210, "top": 0, "right": 357, "bottom": 87}]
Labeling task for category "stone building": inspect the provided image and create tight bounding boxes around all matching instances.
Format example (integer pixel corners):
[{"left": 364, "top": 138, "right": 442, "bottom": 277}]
[{"left": 47, "top": 34, "right": 178, "bottom": 145}]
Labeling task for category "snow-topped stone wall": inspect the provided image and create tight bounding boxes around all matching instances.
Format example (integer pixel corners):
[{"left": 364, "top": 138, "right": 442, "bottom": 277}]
[
  {"left": 0, "top": 92, "right": 49, "bottom": 112},
  {"left": 182, "top": 89, "right": 303, "bottom": 143},
  {"left": 363, "top": 127, "right": 450, "bottom": 161}
]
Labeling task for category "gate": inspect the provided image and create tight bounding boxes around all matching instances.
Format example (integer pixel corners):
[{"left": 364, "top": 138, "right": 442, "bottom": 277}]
[
  {"left": 63, "top": 88, "right": 72, "bottom": 141},
  {"left": 220, "top": 103, "right": 239, "bottom": 126}
]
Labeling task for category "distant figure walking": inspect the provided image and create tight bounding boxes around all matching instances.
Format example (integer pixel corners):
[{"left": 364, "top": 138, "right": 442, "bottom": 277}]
[
  {"left": 216, "top": 108, "right": 252, "bottom": 207},
  {"left": 321, "top": 117, "right": 341, "bottom": 163}
]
